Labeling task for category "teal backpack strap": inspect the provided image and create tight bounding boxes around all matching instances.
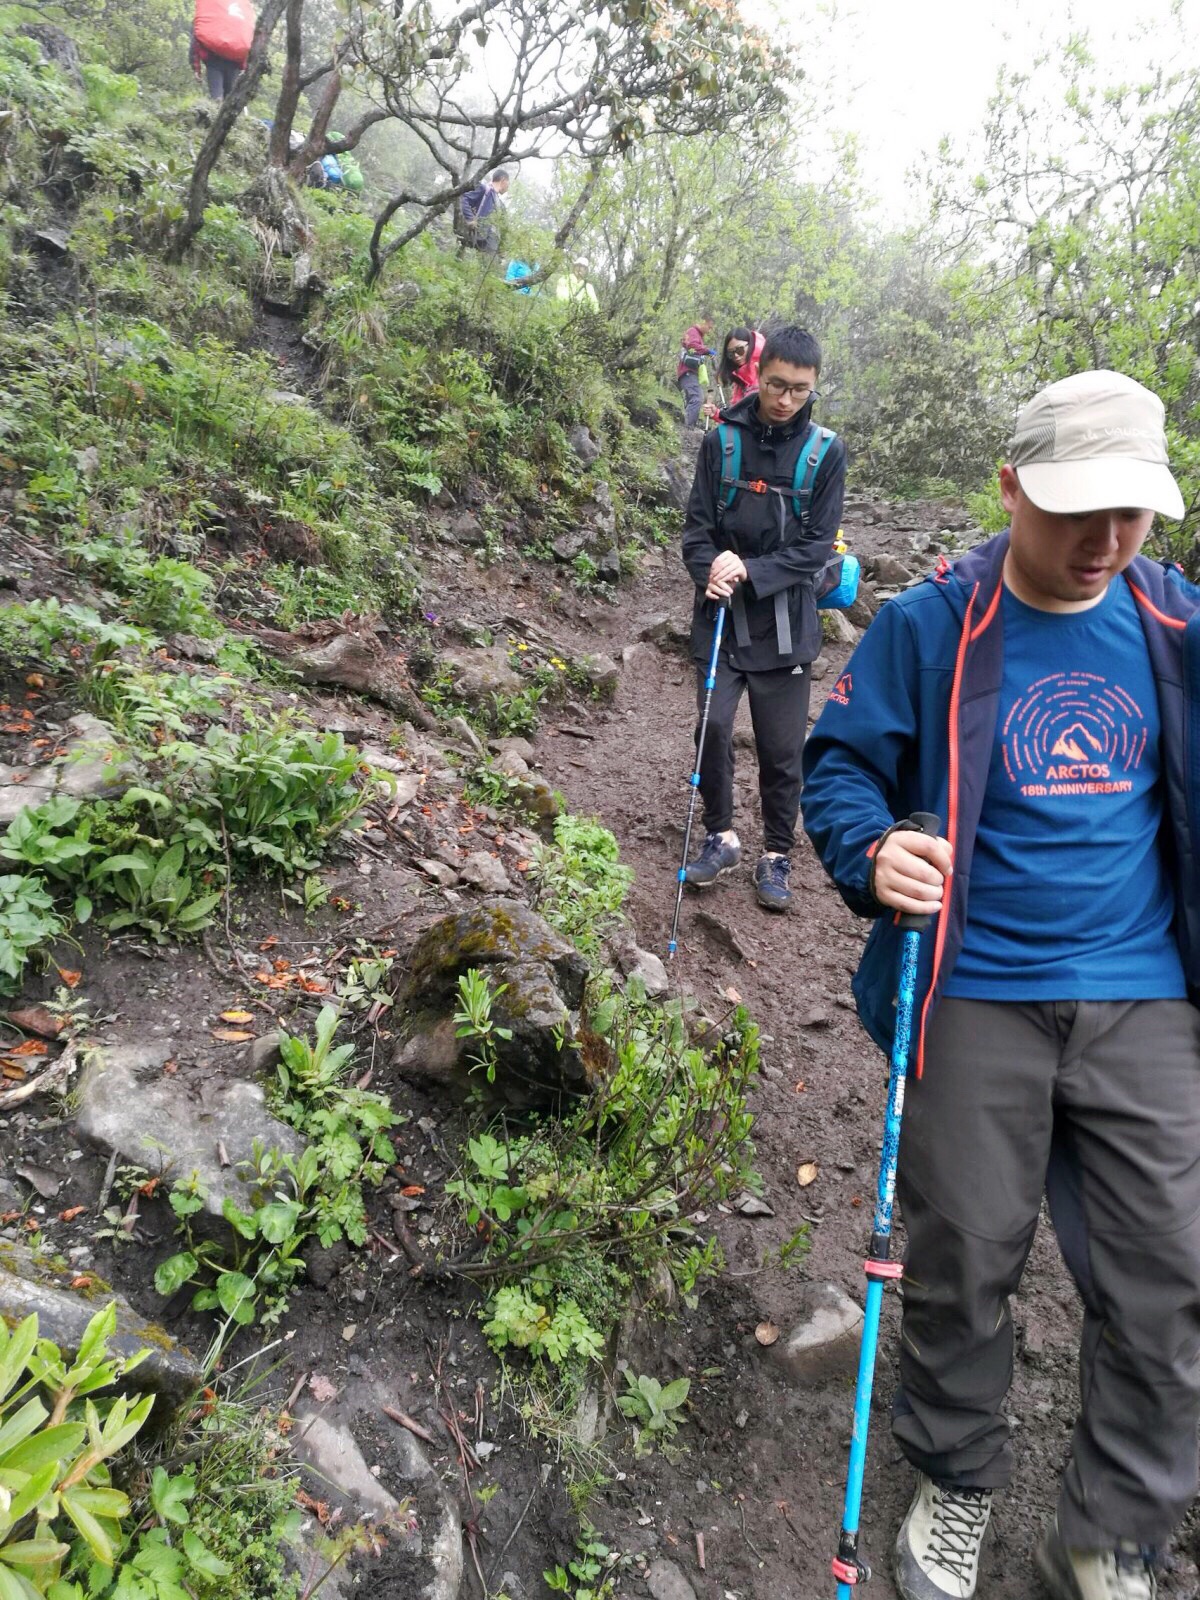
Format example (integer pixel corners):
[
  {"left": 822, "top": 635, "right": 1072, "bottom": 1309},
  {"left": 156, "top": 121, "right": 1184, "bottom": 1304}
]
[
  {"left": 791, "top": 423, "right": 836, "bottom": 524},
  {"left": 716, "top": 424, "right": 742, "bottom": 521}
]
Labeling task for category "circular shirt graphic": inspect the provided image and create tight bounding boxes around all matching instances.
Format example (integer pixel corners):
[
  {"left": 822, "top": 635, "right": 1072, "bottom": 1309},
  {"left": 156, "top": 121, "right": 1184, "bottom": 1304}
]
[{"left": 1000, "top": 670, "right": 1147, "bottom": 790}]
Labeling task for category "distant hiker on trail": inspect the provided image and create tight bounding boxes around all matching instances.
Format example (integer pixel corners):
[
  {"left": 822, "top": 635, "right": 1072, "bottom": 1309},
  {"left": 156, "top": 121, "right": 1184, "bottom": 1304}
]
[
  {"left": 803, "top": 370, "right": 1196, "bottom": 1600},
  {"left": 190, "top": 0, "right": 255, "bottom": 101},
  {"left": 555, "top": 257, "right": 599, "bottom": 311},
  {"left": 505, "top": 259, "right": 538, "bottom": 294},
  {"left": 677, "top": 317, "right": 715, "bottom": 428},
  {"left": 456, "top": 169, "right": 510, "bottom": 255},
  {"left": 719, "top": 326, "right": 766, "bottom": 405},
  {"left": 680, "top": 324, "right": 846, "bottom": 912}
]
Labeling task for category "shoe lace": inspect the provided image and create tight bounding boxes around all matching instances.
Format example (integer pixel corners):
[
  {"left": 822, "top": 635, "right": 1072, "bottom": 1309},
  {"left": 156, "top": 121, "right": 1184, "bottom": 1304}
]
[
  {"left": 927, "top": 1486, "right": 990, "bottom": 1582},
  {"left": 765, "top": 855, "right": 789, "bottom": 886}
]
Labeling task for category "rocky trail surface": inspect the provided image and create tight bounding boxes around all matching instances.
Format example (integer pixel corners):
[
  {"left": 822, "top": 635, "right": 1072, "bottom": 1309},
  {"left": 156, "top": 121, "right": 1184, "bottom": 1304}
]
[{"left": 2, "top": 443, "right": 1197, "bottom": 1600}]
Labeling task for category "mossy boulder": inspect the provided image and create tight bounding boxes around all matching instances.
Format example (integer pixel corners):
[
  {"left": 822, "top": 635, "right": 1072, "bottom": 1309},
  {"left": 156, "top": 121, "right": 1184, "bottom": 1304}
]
[
  {"left": 395, "top": 898, "right": 591, "bottom": 1107},
  {"left": 0, "top": 1243, "right": 201, "bottom": 1408}
]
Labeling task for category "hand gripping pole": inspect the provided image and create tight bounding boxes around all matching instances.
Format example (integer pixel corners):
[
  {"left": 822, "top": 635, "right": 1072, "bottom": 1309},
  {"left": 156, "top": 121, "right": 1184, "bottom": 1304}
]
[
  {"left": 833, "top": 811, "right": 942, "bottom": 1595},
  {"left": 667, "top": 605, "right": 726, "bottom": 960}
]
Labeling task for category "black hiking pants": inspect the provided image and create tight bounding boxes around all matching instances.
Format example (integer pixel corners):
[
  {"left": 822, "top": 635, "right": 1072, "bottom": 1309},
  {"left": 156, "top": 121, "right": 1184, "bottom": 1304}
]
[
  {"left": 694, "top": 657, "right": 810, "bottom": 855},
  {"left": 204, "top": 53, "right": 240, "bottom": 99},
  {"left": 895, "top": 997, "right": 1200, "bottom": 1548}
]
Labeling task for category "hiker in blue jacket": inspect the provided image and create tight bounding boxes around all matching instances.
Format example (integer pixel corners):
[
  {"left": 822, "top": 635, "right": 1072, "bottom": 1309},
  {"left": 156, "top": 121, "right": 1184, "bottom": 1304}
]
[
  {"left": 680, "top": 324, "right": 846, "bottom": 912},
  {"left": 457, "top": 168, "right": 510, "bottom": 254},
  {"left": 803, "top": 370, "right": 1199, "bottom": 1600}
]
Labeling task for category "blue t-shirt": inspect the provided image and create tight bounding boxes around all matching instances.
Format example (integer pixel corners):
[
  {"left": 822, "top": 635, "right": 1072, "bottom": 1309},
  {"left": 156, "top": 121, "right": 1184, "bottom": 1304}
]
[{"left": 945, "top": 576, "right": 1185, "bottom": 1000}]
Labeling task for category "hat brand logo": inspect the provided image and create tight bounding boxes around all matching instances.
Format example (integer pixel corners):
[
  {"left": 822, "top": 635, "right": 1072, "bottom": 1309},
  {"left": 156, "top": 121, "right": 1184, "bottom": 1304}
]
[{"left": 1078, "top": 426, "right": 1155, "bottom": 443}]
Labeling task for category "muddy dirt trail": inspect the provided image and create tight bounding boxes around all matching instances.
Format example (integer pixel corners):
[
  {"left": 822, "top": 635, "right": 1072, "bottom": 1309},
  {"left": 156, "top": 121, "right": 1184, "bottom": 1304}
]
[{"left": 525, "top": 541, "right": 1200, "bottom": 1599}]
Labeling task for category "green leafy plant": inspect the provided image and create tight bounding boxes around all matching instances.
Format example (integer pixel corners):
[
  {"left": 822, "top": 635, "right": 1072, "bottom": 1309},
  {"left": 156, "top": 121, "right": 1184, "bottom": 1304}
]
[
  {"left": 615, "top": 1370, "right": 691, "bottom": 1451},
  {"left": 453, "top": 970, "right": 514, "bottom": 1084},
  {"left": 532, "top": 815, "right": 632, "bottom": 959},
  {"left": 0, "top": 1302, "right": 156, "bottom": 1591},
  {"left": 89, "top": 840, "right": 223, "bottom": 943},
  {"left": 0, "top": 873, "right": 65, "bottom": 990},
  {"left": 542, "top": 1526, "right": 625, "bottom": 1599},
  {"left": 155, "top": 1144, "right": 321, "bottom": 1330}
]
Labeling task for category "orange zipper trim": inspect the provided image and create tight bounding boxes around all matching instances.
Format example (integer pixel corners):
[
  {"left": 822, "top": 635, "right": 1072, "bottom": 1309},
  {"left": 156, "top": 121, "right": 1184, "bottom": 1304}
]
[
  {"left": 915, "top": 581, "right": 979, "bottom": 1078},
  {"left": 1127, "top": 579, "right": 1186, "bottom": 632}
]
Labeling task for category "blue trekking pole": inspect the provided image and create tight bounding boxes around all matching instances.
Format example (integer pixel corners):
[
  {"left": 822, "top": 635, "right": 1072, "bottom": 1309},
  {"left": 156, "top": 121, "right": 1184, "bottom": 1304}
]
[
  {"left": 832, "top": 811, "right": 942, "bottom": 1596},
  {"left": 667, "top": 603, "right": 726, "bottom": 959}
]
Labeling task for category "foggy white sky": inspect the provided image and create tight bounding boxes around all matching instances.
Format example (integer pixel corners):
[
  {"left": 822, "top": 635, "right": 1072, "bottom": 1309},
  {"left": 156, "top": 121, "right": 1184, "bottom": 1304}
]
[{"left": 781, "top": 0, "right": 1198, "bottom": 217}]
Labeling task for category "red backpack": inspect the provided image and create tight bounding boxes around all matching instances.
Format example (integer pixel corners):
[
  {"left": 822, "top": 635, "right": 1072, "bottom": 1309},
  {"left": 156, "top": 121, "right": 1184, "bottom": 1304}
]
[{"left": 194, "top": 0, "right": 256, "bottom": 66}]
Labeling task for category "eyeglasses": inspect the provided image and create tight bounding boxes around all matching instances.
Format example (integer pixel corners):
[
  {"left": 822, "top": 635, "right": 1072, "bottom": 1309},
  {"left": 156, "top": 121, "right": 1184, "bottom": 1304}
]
[
  {"left": 762, "top": 377, "right": 816, "bottom": 400},
  {"left": 728, "top": 345, "right": 749, "bottom": 360}
]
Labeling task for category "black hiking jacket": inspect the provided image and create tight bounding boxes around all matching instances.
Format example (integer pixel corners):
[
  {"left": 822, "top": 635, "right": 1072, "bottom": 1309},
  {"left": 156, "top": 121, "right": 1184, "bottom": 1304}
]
[{"left": 681, "top": 391, "right": 847, "bottom": 672}]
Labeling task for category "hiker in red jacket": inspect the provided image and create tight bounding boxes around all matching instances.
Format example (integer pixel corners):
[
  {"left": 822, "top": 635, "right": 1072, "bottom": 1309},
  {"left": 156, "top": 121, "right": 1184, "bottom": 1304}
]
[
  {"left": 719, "top": 326, "right": 766, "bottom": 405},
  {"left": 677, "top": 318, "right": 715, "bottom": 428},
  {"left": 190, "top": 0, "right": 255, "bottom": 100}
]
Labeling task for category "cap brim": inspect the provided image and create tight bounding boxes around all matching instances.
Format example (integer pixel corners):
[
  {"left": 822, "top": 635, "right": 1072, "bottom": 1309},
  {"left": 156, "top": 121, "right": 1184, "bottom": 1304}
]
[{"left": 1016, "top": 459, "right": 1184, "bottom": 520}]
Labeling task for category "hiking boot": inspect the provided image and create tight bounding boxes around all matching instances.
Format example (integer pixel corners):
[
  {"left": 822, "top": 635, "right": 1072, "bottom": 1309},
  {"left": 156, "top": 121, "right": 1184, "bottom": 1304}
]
[
  {"left": 684, "top": 831, "right": 740, "bottom": 887},
  {"left": 753, "top": 853, "right": 793, "bottom": 911},
  {"left": 894, "top": 1474, "right": 993, "bottom": 1599},
  {"left": 1034, "top": 1517, "right": 1156, "bottom": 1599}
]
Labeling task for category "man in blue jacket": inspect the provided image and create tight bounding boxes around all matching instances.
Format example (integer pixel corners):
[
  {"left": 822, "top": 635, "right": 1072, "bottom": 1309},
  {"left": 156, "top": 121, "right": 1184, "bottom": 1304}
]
[
  {"left": 803, "top": 370, "right": 1198, "bottom": 1600},
  {"left": 681, "top": 324, "right": 846, "bottom": 911}
]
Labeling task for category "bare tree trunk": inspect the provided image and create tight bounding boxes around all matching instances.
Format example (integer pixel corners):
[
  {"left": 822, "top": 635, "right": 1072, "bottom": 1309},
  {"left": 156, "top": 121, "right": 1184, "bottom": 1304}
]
[
  {"left": 287, "top": 63, "right": 342, "bottom": 177},
  {"left": 268, "top": 0, "right": 305, "bottom": 167},
  {"left": 166, "top": 0, "right": 289, "bottom": 263}
]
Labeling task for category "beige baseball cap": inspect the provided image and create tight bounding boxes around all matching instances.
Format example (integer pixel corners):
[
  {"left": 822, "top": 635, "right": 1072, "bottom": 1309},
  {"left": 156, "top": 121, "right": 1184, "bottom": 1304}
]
[{"left": 1009, "top": 369, "right": 1184, "bottom": 519}]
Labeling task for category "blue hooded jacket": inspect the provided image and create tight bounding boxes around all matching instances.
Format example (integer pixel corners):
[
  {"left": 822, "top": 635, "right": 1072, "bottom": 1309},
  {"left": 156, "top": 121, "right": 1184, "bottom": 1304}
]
[{"left": 802, "top": 532, "right": 1200, "bottom": 1076}]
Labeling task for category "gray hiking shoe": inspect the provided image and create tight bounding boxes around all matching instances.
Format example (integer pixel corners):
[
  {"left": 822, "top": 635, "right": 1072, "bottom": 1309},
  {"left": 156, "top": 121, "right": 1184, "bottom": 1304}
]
[
  {"left": 684, "top": 831, "right": 740, "bottom": 886},
  {"left": 1035, "top": 1517, "right": 1156, "bottom": 1599},
  {"left": 894, "top": 1473, "right": 993, "bottom": 1599},
  {"left": 753, "top": 852, "right": 793, "bottom": 911}
]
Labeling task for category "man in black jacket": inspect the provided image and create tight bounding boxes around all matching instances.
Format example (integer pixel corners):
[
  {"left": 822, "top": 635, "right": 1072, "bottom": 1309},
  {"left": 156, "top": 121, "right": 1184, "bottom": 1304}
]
[{"left": 680, "top": 325, "right": 847, "bottom": 911}]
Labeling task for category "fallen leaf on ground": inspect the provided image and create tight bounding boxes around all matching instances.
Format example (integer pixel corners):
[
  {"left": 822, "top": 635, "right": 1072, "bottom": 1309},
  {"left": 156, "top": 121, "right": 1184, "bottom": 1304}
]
[
  {"left": 69, "top": 1275, "right": 94, "bottom": 1290},
  {"left": 308, "top": 1373, "right": 338, "bottom": 1403},
  {"left": 1, "top": 1063, "right": 24, "bottom": 1080},
  {"left": 58, "top": 1206, "right": 86, "bottom": 1222},
  {"left": 298, "top": 976, "right": 329, "bottom": 994},
  {"left": 4, "top": 1005, "right": 64, "bottom": 1038},
  {"left": 258, "top": 935, "right": 279, "bottom": 951},
  {"left": 295, "top": 1489, "right": 331, "bottom": 1524},
  {"left": 796, "top": 1161, "right": 819, "bottom": 1188},
  {"left": 6, "top": 1038, "right": 49, "bottom": 1057},
  {"left": 723, "top": 986, "right": 743, "bottom": 1005},
  {"left": 211, "top": 1028, "right": 254, "bottom": 1043},
  {"left": 219, "top": 1008, "right": 255, "bottom": 1025},
  {"left": 56, "top": 968, "right": 81, "bottom": 988},
  {"left": 755, "top": 1321, "right": 780, "bottom": 1347},
  {"left": 400, "top": 1184, "right": 425, "bottom": 1198}
]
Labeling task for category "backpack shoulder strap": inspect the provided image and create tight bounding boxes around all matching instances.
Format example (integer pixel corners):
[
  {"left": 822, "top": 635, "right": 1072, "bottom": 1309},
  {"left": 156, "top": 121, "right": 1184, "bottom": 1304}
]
[
  {"left": 791, "top": 423, "right": 837, "bottom": 524},
  {"left": 716, "top": 424, "right": 742, "bottom": 520}
]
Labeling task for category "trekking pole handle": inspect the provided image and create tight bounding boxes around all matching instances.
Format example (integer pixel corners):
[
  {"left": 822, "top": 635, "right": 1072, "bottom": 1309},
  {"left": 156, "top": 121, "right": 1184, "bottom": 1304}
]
[{"left": 896, "top": 811, "right": 943, "bottom": 933}]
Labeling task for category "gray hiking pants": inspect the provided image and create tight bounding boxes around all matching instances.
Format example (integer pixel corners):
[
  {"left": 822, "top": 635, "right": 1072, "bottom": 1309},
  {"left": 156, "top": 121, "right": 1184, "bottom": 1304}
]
[{"left": 894, "top": 998, "right": 1200, "bottom": 1548}]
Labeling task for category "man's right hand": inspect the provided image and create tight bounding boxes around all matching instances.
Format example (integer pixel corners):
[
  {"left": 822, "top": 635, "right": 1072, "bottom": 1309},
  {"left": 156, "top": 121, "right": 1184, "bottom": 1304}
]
[
  {"left": 706, "top": 551, "right": 747, "bottom": 599},
  {"left": 872, "top": 830, "right": 953, "bottom": 917}
]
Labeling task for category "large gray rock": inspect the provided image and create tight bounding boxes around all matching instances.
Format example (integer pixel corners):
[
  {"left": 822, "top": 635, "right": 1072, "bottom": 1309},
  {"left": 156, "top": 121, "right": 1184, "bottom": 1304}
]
[
  {"left": 442, "top": 646, "right": 522, "bottom": 703},
  {"left": 75, "top": 1039, "right": 305, "bottom": 1223},
  {"left": 396, "top": 899, "right": 592, "bottom": 1106},
  {"left": 645, "top": 1560, "right": 698, "bottom": 1600},
  {"left": 57, "top": 714, "right": 134, "bottom": 798},
  {"left": 772, "top": 1282, "right": 864, "bottom": 1383},
  {"left": 821, "top": 610, "right": 860, "bottom": 647},
  {"left": 638, "top": 614, "right": 691, "bottom": 652},
  {"left": 292, "top": 1406, "right": 414, "bottom": 1525},
  {"left": 578, "top": 652, "right": 620, "bottom": 695},
  {"left": 870, "top": 552, "right": 920, "bottom": 587},
  {"left": 0, "top": 1243, "right": 201, "bottom": 1406},
  {"left": 568, "top": 424, "right": 601, "bottom": 466},
  {"left": 459, "top": 851, "right": 513, "bottom": 894},
  {"left": 0, "top": 716, "right": 133, "bottom": 825}
]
